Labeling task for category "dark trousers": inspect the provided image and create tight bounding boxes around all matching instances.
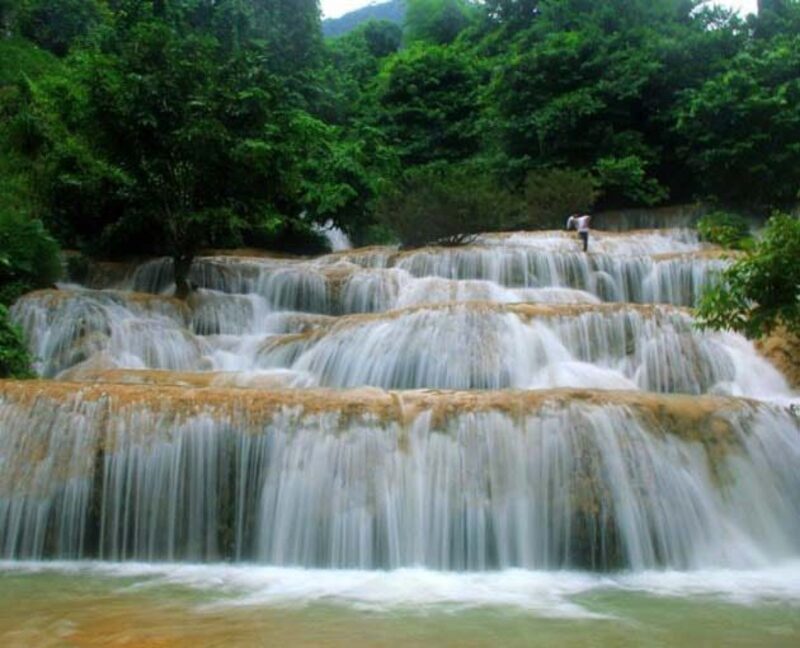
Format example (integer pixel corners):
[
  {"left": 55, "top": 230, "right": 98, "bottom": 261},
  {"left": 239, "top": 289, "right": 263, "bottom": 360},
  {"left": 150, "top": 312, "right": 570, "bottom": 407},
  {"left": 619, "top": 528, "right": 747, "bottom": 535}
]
[{"left": 579, "top": 231, "right": 589, "bottom": 252}]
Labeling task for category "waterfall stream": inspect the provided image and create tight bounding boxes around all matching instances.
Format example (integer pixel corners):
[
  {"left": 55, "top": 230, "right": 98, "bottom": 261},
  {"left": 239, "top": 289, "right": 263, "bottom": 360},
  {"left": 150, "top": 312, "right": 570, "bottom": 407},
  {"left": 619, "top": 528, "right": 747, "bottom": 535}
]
[{"left": 1, "top": 227, "right": 799, "bottom": 621}]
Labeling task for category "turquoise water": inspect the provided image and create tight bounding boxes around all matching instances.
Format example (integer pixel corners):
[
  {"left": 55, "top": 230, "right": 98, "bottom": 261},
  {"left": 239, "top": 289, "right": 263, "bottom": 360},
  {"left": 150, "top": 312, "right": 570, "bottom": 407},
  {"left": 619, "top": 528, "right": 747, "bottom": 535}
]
[{"left": 1, "top": 563, "right": 799, "bottom": 647}]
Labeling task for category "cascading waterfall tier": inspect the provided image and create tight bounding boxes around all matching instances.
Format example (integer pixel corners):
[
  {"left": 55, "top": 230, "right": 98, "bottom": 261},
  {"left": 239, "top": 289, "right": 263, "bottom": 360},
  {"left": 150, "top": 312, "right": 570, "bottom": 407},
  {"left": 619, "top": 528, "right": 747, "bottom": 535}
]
[
  {"left": 3, "top": 227, "right": 798, "bottom": 584},
  {"left": 13, "top": 291, "right": 791, "bottom": 400},
  {"left": 254, "top": 302, "right": 788, "bottom": 397},
  {"left": 77, "top": 229, "right": 729, "bottom": 310},
  {"left": 1, "top": 381, "right": 798, "bottom": 571}
]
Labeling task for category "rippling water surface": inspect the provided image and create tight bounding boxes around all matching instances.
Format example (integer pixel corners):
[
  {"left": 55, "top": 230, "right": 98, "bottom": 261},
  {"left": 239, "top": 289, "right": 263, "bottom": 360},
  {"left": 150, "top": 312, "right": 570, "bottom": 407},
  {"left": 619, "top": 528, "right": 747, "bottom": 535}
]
[{"left": 2, "top": 563, "right": 800, "bottom": 647}]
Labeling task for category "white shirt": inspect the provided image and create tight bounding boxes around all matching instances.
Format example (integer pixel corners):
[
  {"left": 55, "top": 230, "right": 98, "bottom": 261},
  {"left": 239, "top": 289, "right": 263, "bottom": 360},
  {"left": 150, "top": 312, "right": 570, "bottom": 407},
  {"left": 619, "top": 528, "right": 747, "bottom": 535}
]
[{"left": 567, "top": 215, "right": 591, "bottom": 232}]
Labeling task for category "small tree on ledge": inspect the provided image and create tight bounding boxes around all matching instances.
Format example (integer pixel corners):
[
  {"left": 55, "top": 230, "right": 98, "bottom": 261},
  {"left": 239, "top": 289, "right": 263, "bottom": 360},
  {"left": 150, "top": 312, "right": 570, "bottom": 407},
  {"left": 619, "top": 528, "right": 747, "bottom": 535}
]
[{"left": 696, "top": 213, "right": 800, "bottom": 338}]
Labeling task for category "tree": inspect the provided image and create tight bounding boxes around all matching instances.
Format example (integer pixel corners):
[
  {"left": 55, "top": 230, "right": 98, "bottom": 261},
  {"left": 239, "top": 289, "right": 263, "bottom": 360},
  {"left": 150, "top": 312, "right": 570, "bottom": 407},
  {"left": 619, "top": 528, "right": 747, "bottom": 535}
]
[
  {"left": 320, "top": 20, "right": 402, "bottom": 125},
  {"left": 16, "top": 0, "right": 105, "bottom": 56},
  {"left": 0, "top": 208, "right": 61, "bottom": 304},
  {"left": 362, "top": 19, "right": 403, "bottom": 57},
  {"left": 696, "top": 211, "right": 752, "bottom": 250},
  {"left": 522, "top": 168, "right": 597, "bottom": 229},
  {"left": 377, "top": 164, "right": 522, "bottom": 248},
  {"left": 696, "top": 214, "right": 800, "bottom": 338},
  {"left": 64, "top": 17, "right": 310, "bottom": 297},
  {"left": 674, "top": 22, "right": 800, "bottom": 210},
  {"left": 378, "top": 44, "right": 481, "bottom": 166},
  {"left": 405, "top": 0, "right": 476, "bottom": 45},
  {"left": 0, "top": 305, "right": 33, "bottom": 378},
  {"left": 252, "top": 0, "right": 323, "bottom": 85},
  {"left": 483, "top": 0, "right": 540, "bottom": 31},
  {"left": 489, "top": 0, "right": 739, "bottom": 204}
]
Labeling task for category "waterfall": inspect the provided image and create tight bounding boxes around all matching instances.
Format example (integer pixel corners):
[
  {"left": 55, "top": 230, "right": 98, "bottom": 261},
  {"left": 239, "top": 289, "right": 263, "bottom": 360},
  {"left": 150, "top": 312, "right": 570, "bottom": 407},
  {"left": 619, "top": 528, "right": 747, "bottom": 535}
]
[
  {"left": 2, "top": 226, "right": 799, "bottom": 578},
  {"left": 1, "top": 384, "right": 798, "bottom": 570},
  {"left": 72, "top": 229, "right": 728, "bottom": 310},
  {"left": 13, "top": 290, "right": 790, "bottom": 399}
]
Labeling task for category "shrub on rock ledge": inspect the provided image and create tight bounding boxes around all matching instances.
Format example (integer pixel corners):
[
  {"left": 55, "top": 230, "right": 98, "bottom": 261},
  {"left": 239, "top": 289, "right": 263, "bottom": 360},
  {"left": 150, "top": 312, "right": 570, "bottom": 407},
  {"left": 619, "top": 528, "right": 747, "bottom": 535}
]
[
  {"left": 696, "top": 211, "right": 752, "bottom": 250},
  {"left": 697, "top": 213, "right": 800, "bottom": 338},
  {"left": 377, "top": 165, "right": 522, "bottom": 248}
]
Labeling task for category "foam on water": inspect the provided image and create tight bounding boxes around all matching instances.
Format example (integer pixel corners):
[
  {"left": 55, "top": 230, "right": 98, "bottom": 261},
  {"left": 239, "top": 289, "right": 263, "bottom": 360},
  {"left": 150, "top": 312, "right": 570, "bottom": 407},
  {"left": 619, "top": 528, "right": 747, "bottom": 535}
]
[{"left": 2, "top": 561, "right": 799, "bottom": 616}]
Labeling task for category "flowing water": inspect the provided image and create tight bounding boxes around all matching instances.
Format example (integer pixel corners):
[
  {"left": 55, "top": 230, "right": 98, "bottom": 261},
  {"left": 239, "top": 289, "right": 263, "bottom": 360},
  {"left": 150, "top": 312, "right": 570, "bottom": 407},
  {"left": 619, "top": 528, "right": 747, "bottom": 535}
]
[{"left": 1, "top": 227, "right": 799, "bottom": 645}]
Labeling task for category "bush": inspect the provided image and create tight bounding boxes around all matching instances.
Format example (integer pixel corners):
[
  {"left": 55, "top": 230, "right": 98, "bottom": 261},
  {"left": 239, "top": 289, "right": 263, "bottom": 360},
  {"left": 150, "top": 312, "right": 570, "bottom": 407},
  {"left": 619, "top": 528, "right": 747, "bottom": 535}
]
[
  {"left": 244, "top": 218, "right": 332, "bottom": 256},
  {"left": 0, "top": 209, "right": 61, "bottom": 305},
  {"left": 522, "top": 168, "right": 598, "bottom": 229},
  {"left": 17, "top": 0, "right": 104, "bottom": 57},
  {"left": 0, "top": 305, "right": 33, "bottom": 378},
  {"left": 377, "top": 166, "right": 523, "bottom": 248},
  {"left": 593, "top": 155, "right": 668, "bottom": 207},
  {"left": 696, "top": 214, "right": 800, "bottom": 338},
  {"left": 351, "top": 222, "right": 397, "bottom": 247},
  {"left": 696, "top": 211, "right": 752, "bottom": 250}
]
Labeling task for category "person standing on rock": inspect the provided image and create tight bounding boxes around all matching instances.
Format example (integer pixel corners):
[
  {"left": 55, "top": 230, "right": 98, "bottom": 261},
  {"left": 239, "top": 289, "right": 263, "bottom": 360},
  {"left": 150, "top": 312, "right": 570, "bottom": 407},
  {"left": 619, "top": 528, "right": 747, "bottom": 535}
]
[{"left": 566, "top": 213, "right": 592, "bottom": 252}]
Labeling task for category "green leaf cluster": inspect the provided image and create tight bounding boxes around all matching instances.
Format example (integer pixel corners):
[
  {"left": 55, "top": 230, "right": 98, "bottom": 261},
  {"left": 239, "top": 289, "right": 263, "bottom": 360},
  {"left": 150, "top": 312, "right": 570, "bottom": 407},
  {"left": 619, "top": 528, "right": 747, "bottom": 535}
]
[
  {"left": 0, "top": 208, "right": 61, "bottom": 305},
  {"left": 696, "top": 211, "right": 753, "bottom": 250},
  {"left": 405, "top": 0, "right": 476, "bottom": 45},
  {"left": 522, "top": 168, "right": 598, "bottom": 230},
  {"left": 0, "top": 304, "right": 33, "bottom": 378},
  {"left": 696, "top": 214, "right": 800, "bottom": 338},
  {"left": 377, "top": 164, "right": 523, "bottom": 248}
]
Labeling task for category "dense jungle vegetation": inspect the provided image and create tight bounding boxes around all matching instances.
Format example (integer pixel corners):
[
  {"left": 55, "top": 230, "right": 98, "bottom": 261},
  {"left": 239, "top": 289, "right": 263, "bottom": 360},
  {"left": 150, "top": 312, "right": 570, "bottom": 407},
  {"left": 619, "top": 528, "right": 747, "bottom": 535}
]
[{"left": 0, "top": 0, "right": 799, "bottom": 373}]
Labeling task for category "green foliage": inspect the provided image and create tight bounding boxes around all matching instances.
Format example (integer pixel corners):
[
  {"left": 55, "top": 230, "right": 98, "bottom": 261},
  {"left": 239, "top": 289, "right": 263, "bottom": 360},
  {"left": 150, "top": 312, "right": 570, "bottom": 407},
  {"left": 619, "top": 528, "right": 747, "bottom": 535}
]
[
  {"left": 298, "top": 119, "right": 400, "bottom": 242},
  {"left": 405, "top": 0, "right": 476, "bottom": 45},
  {"left": 378, "top": 44, "right": 480, "bottom": 166},
  {"left": 361, "top": 19, "right": 404, "bottom": 57},
  {"left": 16, "top": 0, "right": 105, "bottom": 56},
  {"left": 2, "top": 0, "right": 799, "bottom": 278},
  {"left": 484, "top": 0, "right": 540, "bottom": 27},
  {"left": 321, "top": 21, "right": 402, "bottom": 124},
  {"left": 522, "top": 168, "right": 598, "bottom": 229},
  {"left": 0, "top": 36, "right": 61, "bottom": 85},
  {"left": 377, "top": 165, "right": 522, "bottom": 248},
  {"left": 674, "top": 23, "right": 800, "bottom": 210},
  {"left": 251, "top": 0, "right": 323, "bottom": 85},
  {"left": 696, "top": 211, "right": 752, "bottom": 250},
  {"left": 0, "top": 305, "right": 33, "bottom": 378},
  {"left": 489, "top": 0, "right": 744, "bottom": 204},
  {"left": 0, "top": 37, "right": 65, "bottom": 221},
  {"left": 696, "top": 214, "right": 800, "bottom": 338},
  {"left": 594, "top": 156, "right": 668, "bottom": 206},
  {"left": 245, "top": 218, "right": 331, "bottom": 256},
  {"left": 41, "top": 11, "right": 324, "bottom": 295},
  {"left": 0, "top": 209, "right": 61, "bottom": 305},
  {"left": 354, "top": 222, "right": 398, "bottom": 247}
]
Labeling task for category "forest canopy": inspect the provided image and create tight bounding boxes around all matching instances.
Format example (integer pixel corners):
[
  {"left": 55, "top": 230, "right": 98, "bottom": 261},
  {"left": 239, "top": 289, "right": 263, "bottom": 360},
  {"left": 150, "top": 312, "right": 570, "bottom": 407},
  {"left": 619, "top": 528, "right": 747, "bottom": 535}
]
[{"left": 0, "top": 0, "right": 798, "bottom": 292}]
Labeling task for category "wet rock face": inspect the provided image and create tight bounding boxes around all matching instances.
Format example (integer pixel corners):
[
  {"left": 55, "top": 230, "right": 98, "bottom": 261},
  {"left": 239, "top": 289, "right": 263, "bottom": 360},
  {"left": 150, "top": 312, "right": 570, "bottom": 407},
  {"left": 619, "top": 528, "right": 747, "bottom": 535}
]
[{"left": 758, "top": 329, "right": 800, "bottom": 389}]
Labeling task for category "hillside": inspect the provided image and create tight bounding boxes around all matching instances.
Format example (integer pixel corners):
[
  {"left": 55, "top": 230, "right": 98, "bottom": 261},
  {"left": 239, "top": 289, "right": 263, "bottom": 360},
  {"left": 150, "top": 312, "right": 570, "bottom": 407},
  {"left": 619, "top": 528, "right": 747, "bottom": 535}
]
[{"left": 322, "top": 0, "right": 405, "bottom": 37}]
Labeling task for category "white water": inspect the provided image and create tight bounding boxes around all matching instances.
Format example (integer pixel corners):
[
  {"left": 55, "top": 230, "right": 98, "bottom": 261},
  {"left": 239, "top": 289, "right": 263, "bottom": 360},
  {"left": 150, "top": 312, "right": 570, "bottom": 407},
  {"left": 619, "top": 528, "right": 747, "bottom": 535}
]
[
  {"left": 12, "top": 289, "right": 792, "bottom": 399},
  {"left": 2, "top": 560, "right": 800, "bottom": 616},
  {"left": 255, "top": 304, "right": 790, "bottom": 397},
  {"left": 2, "top": 226, "right": 799, "bottom": 614},
  {"left": 316, "top": 220, "right": 353, "bottom": 252},
  {"left": 75, "top": 229, "right": 725, "bottom": 309},
  {"left": 1, "top": 390, "right": 798, "bottom": 570}
]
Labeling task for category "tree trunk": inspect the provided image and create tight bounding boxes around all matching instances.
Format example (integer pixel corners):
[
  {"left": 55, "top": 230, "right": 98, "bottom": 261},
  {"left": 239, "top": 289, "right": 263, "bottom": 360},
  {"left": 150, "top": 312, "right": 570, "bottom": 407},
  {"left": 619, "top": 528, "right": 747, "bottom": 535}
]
[{"left": 173, "top": 253, "right": 194, "bottom": 300}]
